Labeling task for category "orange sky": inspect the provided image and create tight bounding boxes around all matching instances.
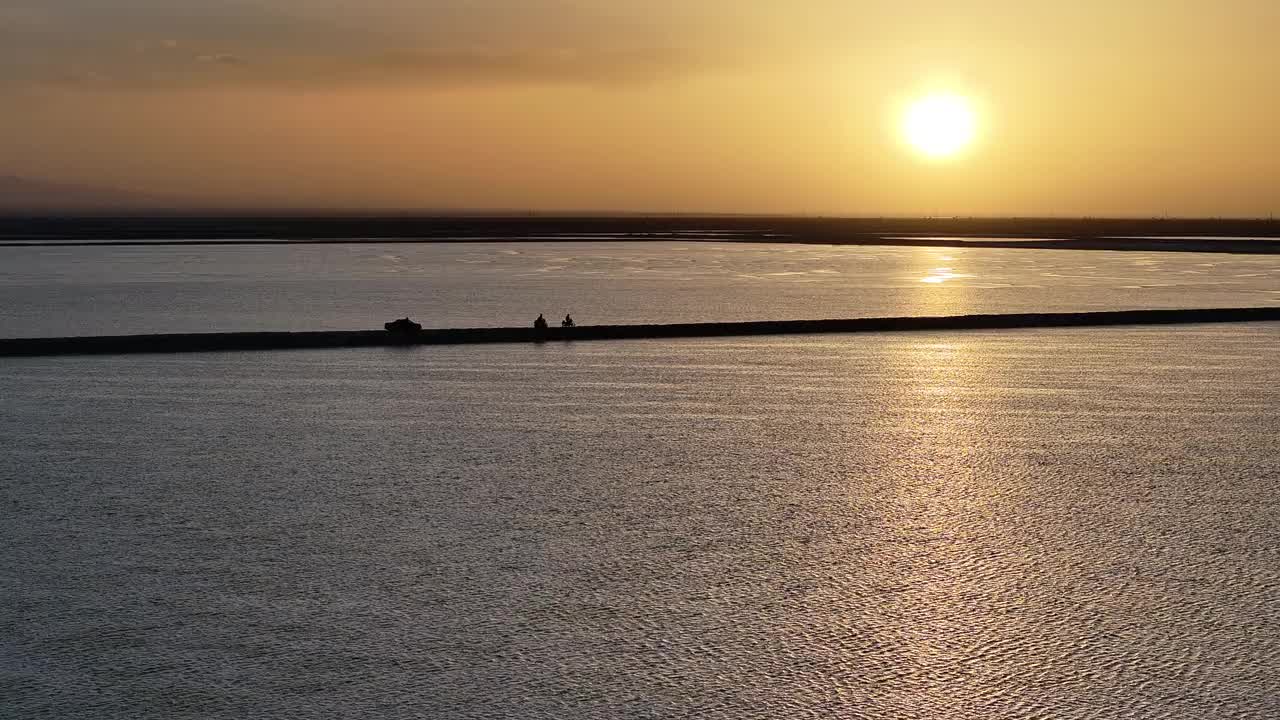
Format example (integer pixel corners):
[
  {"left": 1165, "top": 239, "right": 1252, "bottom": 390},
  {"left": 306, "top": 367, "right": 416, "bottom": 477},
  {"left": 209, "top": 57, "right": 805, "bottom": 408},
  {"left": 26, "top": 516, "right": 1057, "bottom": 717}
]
[{"left": 2, "top": 1, "right": 1278, "bottom": 215}]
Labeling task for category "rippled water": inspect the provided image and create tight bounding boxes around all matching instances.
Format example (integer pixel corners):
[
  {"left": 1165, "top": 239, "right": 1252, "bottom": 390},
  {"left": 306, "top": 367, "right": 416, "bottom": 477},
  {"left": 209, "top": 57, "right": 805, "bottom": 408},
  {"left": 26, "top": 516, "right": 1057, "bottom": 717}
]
[
  {"left": 2, "top": 241, "right": 1280, "bottom": 337},
  {"left": 4, "top": 326, "right": 1280, "bottom": 718}
]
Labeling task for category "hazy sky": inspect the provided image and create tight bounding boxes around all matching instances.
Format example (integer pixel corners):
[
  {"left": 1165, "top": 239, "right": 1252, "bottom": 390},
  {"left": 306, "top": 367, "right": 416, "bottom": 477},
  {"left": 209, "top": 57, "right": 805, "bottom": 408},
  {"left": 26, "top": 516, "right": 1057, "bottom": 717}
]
[{"left": 3, "top": 1, "right": 1278, "bottom": 214}]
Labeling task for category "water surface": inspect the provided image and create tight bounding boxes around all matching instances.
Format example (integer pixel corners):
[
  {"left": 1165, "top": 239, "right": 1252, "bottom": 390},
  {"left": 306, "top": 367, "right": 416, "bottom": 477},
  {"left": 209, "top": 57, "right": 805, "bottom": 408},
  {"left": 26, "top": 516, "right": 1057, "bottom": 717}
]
[
  {"left": 2, "top": 241, "right": 1278, "bottom": 337},
  {"left": 4, "top": 325, "right": 1279, "bottom": 718}
]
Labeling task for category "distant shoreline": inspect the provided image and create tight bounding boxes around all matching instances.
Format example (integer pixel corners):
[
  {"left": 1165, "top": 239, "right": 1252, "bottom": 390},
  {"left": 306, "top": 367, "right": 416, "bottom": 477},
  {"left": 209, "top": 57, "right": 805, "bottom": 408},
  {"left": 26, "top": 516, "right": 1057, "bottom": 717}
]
[
  {"left": 4, "top": 307, "right": 1279, "bottom": 358},
  {"left": 3, "top": 236, "right": 1279, "bottom": 255},
  {"left": 4, "top": 216, "right": 1280, "bottom": 253}
]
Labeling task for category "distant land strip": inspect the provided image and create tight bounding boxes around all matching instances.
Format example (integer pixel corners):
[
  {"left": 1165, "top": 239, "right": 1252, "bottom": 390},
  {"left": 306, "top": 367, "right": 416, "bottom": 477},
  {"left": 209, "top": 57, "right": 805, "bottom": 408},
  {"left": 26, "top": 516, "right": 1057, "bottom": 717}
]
[
  {"left": 5, "top": 236, "right": 1280, "bottom": 254},
  {"left": 3, "top": 308, "right": 1279, "bottom": 358},
  {"left": 3, "top": 216, "right": 1280, "bottom": 253}
]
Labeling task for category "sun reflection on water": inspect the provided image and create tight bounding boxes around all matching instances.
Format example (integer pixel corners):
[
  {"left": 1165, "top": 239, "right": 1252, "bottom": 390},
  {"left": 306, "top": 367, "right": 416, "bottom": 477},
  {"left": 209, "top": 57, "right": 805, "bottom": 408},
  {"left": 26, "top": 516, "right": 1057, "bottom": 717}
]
[
  {"left": 861, "top": 333, "right": 1036, "bottom": 709},
  {"left": 921, "top": 268, "right": 973, "bottom": 284},
  {"left": 908, "top": 248, "right": 976, "bottom": 315}
]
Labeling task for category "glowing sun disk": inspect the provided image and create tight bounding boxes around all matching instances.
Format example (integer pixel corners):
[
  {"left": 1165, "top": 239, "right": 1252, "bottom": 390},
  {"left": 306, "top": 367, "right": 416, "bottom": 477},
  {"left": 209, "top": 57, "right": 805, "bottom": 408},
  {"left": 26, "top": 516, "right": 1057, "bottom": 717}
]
[{"left": 904, "top": 94, "right": 977, "bottom": 158}]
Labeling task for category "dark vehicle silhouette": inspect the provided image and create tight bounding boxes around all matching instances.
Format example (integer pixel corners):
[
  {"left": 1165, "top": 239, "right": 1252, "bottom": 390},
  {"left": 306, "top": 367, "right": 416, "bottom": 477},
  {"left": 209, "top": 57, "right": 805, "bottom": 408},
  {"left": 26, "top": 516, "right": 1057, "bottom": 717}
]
[{"left": 384, "top": 317, "right": 423, "bottom": 333}]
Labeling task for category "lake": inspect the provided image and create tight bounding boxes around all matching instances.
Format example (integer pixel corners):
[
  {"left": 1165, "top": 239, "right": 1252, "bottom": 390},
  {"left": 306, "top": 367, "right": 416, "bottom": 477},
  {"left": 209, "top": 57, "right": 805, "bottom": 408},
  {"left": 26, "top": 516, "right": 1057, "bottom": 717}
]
[
  {"left": 2, "top": 241, "right": 1279, "bottom": 718},
  {"left": 2, "top": 241, "right": 1279, "bottom": 337}
]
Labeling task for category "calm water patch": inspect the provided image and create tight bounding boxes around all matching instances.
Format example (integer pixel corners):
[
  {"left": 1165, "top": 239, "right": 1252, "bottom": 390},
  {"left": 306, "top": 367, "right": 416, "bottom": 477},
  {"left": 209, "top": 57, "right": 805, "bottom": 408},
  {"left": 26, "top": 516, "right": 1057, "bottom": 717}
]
[
  {"left": 3, "top": 326, "right": 1280, "bottom": 718},
  {"left": 1, "top": 242, "right": 1279, "bottom": 337}
]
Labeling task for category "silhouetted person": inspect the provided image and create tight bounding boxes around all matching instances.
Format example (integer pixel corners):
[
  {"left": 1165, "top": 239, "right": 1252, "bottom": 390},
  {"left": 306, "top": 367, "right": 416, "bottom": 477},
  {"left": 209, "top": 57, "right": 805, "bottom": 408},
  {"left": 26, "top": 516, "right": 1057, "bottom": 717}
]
[
  {"left": 561, "top": 314, "right": 575, "bottom": 328},
  {"left": 534, "top": 313, "right": 548, "bottom": 330}
]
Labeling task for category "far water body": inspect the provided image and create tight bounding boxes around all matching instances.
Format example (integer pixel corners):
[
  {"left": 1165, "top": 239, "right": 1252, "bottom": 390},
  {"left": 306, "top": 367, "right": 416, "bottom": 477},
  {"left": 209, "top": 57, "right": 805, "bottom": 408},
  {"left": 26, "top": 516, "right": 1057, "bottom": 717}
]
[
  {"left": 2, "top": 241, "right": 1279, "bottom": 337},
  {"left": 3, "top": 326, "right": 1280, "bottom": 718}
]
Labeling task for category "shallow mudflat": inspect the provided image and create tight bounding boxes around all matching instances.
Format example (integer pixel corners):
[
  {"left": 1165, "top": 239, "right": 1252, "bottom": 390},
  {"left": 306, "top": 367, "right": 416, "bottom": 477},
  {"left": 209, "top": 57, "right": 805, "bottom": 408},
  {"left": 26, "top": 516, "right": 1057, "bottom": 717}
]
[{"left": 4, "top": 326, "right": 1279, "bottom": 719}]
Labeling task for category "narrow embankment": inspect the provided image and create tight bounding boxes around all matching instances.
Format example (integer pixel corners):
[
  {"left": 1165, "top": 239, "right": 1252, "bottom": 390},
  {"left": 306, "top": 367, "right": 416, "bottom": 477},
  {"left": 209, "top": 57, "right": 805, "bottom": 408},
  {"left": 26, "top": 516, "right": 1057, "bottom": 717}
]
[{"left": 3, "top": 307, "right": 1278, "bottom": 358}]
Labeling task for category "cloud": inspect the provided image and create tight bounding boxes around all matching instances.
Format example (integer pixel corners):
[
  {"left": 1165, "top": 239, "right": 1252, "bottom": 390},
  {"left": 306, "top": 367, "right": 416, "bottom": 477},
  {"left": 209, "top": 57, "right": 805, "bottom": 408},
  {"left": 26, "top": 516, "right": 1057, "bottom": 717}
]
[
  {"left": 0, "top": 1, "right": 739, "bottom": 92},
  {"left": 196, "top": 53, "right": 242, "bottom": 65},
  {"left": 3, "top": 45, "right": 715, "bottom": 91},
  {"left": 0, "top": 6, "right": 56, "bottom": 30},
  {"left": 325, "top": 47, "right": 706, "bottom": 88}
]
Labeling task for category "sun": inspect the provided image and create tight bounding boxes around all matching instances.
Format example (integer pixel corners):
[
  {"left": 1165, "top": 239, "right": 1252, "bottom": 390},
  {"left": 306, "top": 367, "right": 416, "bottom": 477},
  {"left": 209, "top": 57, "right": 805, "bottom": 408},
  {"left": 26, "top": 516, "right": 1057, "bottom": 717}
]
[{"left": 903, "top": 93, "right": 977, "bottom": 158}]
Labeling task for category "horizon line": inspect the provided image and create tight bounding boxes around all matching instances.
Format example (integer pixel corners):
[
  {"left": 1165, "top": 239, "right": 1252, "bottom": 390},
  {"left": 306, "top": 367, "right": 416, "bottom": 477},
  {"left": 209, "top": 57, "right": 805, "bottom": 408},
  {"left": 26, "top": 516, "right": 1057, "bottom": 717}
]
[{"left": 2, "top": 208, "right": 1280, "bottom": 222}]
